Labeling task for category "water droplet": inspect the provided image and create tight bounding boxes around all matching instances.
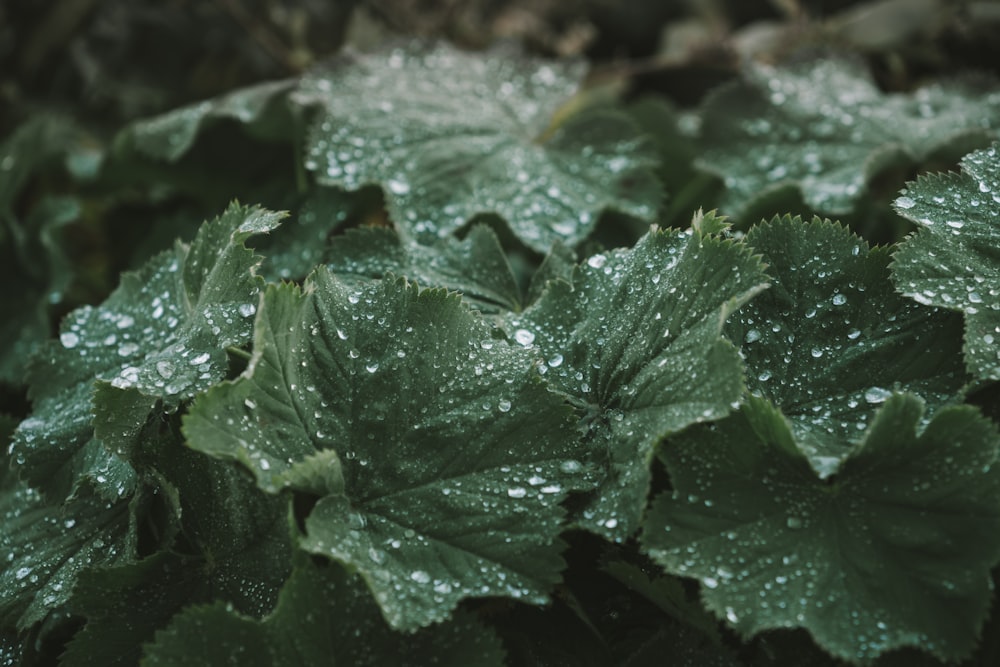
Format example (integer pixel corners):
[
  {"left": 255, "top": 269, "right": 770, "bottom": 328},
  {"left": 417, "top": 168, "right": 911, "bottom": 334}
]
[
  {"left": 547, "top": 354, "right": 563, "bottom": 368},
  {"left": 156, "top": 361, "right": 175, "bottom": 379},
  {"left": 365, "top": 362, "right": 379, "bottom": 373},
  {"left": 587, "top": 255, "right": 607, "bottom": 269},
  {"left": 864, "top": 386, "right": 892, "bottom": 404},
  {"left": 832, "top": 293, "right": 847, "bottom": 306},
  {"left": 190, "top": 352, "right": 211, "bottom": 365},
  {"left": 239, "top": 303, "right": 257, "bottom": 318},
  {"left": 786, "top": 516, "right": 803, "bottom": 529},
  {"left": 60, "top": 332, "right": 80, "bottom": 348},
  {"left": 498, "top": 399, "right": 511, "bottom": 412},
  {"left": 896, "top": 196, "right": 915, "bottom": 209},
  {"left": 507, "top": 487, "right": 527, "bottom": 498},
  {"left": 410, "top": 569, "right": 431, "bottom": 584},
  {"left": 514, "top": 329, "right": 535, "bottom": 346},
  {"left": 387, "top": 179, "right": 410, "bottom": 195}
]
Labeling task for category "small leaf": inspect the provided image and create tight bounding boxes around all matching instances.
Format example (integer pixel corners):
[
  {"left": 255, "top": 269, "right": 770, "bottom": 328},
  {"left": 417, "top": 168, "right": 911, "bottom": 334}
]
[
  {"left": 698, "top": 57, "right": 1000, "bottom": 218},
  {"left": 118, "top": 79, "right": 296, "bottom": 162},
  {"left": 184, "top": 271, "right": 596, "bottom": 630},
  {"left": 11, "top": 202, "right": 284, "bottom": 496},
  {"left": 327, "top": 224, "right": 522, "bottom": 312},
  {"left": 508, "top": 225, "right": 768, "bottom": 539},
  {"left": 141, "top": 561, "right": 506, "bottom": 667},
  {"left": 892, "top": 142, "right": 1000, "bottom": 381},
  {"left": 729, "top": 216, "right": 967, "bottom": 476},
  {"left": 296, "top": 41, "right": 661, "bottom": 252},
  {"left": 642, "top": 393, "right": 1000, "bottom": 663}
]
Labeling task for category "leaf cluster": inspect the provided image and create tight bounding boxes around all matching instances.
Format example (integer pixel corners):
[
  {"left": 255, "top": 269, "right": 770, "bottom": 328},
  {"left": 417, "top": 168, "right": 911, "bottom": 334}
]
[{"left": 2, "top": 38, "right": 1000, "bottom": 667}]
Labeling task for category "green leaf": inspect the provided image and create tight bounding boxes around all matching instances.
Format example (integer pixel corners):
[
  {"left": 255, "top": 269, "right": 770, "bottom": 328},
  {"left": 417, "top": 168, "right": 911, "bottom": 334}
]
[
  {"left": 10, "top": 202, "right": 284, "bottom": 496},
  {"left": 508, "top": 224, "right": 768, "bottom": 539},
  {"left": 141, "top": 561, "right": 506, "bottom": 667},
  {"left": 297, "top": 41, "right": 661, "bottom": 252},
  {"left": 892, "top": 142, "right": 1000, "bottom": 381},
  {"left": 326, "top": 224, "right": 522, "bottom": 312},
  {"left": 184, "top": 271, "right": 596, "bottom": 630},
  {"left": 698, "top": 57, "right": 1000, "bottom": 218},
  {"left": 728, "top": 216, "right": 968, "bottom": 476},
  {"left": 117, "top": 79, "right": 296, "bottom": 162},
  {"left": 0, "top": 472, "right": 136, "bottom": 630},
  {"left": 642, "top": 393, "right": 1000, "bottom": 663},
  {"left": 61, "top": 445, "right": 292, "bottom": 667}
]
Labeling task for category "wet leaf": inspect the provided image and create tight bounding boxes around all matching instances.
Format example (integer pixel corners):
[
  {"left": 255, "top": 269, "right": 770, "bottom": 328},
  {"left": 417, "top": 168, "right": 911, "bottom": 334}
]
[
  {"left": 142, "top": 560, "right": 505, "bottom": 667},
  {"left": 183, "top": 271, "right": 596, "bottom": 630},
  {"left": 296, "top": 41, "right": 661, "bottom": 252},
  {"left": 10, "top": 203, "right": 284, "bottom": 497},
  {"left": 698, "top": 57, "right": 1000, "bottom": 218},
  {"left": 729, "top": 216, "right": 967, "bottom": 477},
  {"left": 507, "top": 218, "right": 768, "bottom": 540},
  {"left": 0, "top": 466, "right": 136, "bottom": 630},
  {"left": 642, "top": 393, "right": 1000, "bottom": 663},
  {"left": 326, "top": 224, "right": 522, "bottom": 312},
  {"left": 117, "top": 79, "right": 296, "bottom": 162},
  {"left": 892, "top": 142, "right": 1000, "bottom": 381}
]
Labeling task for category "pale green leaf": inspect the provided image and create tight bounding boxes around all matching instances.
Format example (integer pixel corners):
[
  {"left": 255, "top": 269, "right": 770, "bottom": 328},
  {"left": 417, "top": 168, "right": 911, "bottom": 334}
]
[
  {"left": 728, "top": 216, "right": 967, "bottom": 477},
  {"left": 297, "top": 41, "right": 661, "bottom": 252},
  {"left": 184, "top": 271, "right": 596, "bottom": 630},
  {"left": 892, "top": 142, "right": 1000, "bottom": 380},
  {"left": 10, "top": 203, "right": 283, "bottom": 496},
  {"left": 642, "top": 394, "right": 1000, "bottom": 663},
  {"left": 326, "top": 224, "right": 522, "bottom": 312},
  {"left": 119, "top": 79, "right": 296, "bottom": 162},
  {"left": 698, "top": 57, "right": 1000, "bottom": 218},
  {"left": 508, "top": 225, "right": 768, "bottom": 539}
]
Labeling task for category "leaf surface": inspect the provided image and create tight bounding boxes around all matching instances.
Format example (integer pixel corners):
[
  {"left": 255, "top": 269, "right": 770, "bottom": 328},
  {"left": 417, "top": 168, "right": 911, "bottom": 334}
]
[
  {"left": 11, "top": 203, "right": 283, "bottom": 496},
  {"left": 642, "top": 394, "right": 1000, "bottom": 663},
  {"left": 184, "top": 271, "right": 596, "bottom": 629},
  {"left": 141, "top": 561, "right": 505, "bottom": 667},
  {"left": 892, "top": 142, "right": 1000, "bottom": 380},
  {"left": 326, "top": 224, "right": 522, "bottom": 312},
  {"left": 729, "top": 216, "right": 967, "bottom": 476},
  {"left": 508, "top": 221, "right": 768, "bottom": 539},
  {"left": 297, "top": 41, "right": 661, "bottom": 252},
  {"left": 698, "top": 57, "right": 1000, "bottom": 218}
]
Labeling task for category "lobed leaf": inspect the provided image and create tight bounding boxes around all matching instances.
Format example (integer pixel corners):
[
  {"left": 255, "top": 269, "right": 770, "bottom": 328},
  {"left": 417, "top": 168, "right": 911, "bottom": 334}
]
[
  {"left": 698, "top": 57, "right": 1000, "bottom": 219},
  {"left": 507, "top": 220, "right": 769, "bottom": 539},
  {"left": 296, "top": 41, "right": 661, "bottom": 252},
  {"left": 892, "top": 142, "right": 1000, "bottom": 380},
  {"left": 728, "top": 215, "right": 967, "bottom": 477},
  {"left": 184, "top": 271, "right": 596, "bottom": 630},
  {"left": 11, "top": 203, "right": 284, "bottom": 497},
  {"left": 643, "top": 393, "right": 1000, "bottom": 663}
]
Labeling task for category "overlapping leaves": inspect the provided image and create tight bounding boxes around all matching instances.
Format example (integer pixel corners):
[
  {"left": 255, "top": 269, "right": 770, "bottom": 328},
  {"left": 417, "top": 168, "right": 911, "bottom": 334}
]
[
  {"left": 11, "top": 203, "right": 283, "bottom": 497},
  {"left": 892, "top": 142, "right": 1000, "bottom": 381},
  {"left": 507, "top": 214, "right": 769, "bottom": 539},
  {"left": 296, "top": 41, "right": 662, "bottom": 252},
  {"left": 698, "top": 57, "right": 1000, "bottom": 218},
  {"left": 643, "top": 394, "right": 1000, "bottom": 662},
  {"left": 184, "top": 271, "right": 596, "bottom": 630},
  {"left": 726, "top": 216, "right": 967, "bottom": 476}
]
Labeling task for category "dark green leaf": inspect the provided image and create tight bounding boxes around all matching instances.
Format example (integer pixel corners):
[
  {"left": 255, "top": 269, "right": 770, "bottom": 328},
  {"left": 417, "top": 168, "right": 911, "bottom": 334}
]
[
  {"left": 297, "top": 41, "right": 661, "bottom": 252},
  {"left": 141, "top": 561, "right": 506, "bottom": 667},
  {"left": 729, "top": 216, "right": 967, "bottom": 476},
  {"left": 892, "top": 142, "right": 1000, "bottom": 380},
  {"left": 10, "top": 203, "right": 284, "bottom": 496},
  {"left": 643, "top": 394, "right": 1000, "bottom": 663},
  {"left": 184, "top": 271, "right": 596, "bottom": 629},
  {"left": 508, "top": 223, "right": 768, "bottom": 539},
  {"left": 118, "top": 79, "right": 296, "bottom": 162},
  {"left": 698, "top": 57, "right": 1000, "bottom": 218},
  {"left": 326, "top": 224, "right": 522, "bottom": 312}
]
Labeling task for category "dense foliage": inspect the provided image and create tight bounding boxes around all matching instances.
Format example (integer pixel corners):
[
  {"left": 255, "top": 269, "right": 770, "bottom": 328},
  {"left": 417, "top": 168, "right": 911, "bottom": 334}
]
[{"left": 3, "top": 4, "right": 1000, "bottom": 665}]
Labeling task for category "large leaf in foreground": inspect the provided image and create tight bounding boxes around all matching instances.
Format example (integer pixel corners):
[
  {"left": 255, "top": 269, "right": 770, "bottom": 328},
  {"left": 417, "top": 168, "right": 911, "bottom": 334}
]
[
  {"left": 11, "top": 203, "right": 283, "bottom": 496},
  {"left": 296, "top": 41, "right": 661, "bottom": 252},
  {"left": 184, "top": 271, "right": 595, "bottom": 630},
  {"left": 508, "top": 218, "right": 768, "bottom": 539},
  {"left": 143, "top": 560, "right": 504, "bottom": 667},
  {"left": 728, "top": 216, "right": 967, "bottom": 476},
  {"left": 642, "top": 394, "right": 1000, "bottom": 663},
  {"left": 892, "top": 142, "right": 1000, "bottom": 381},
  {"left": 698, "top": 57, "right": 1000, "bottom": 218}
]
